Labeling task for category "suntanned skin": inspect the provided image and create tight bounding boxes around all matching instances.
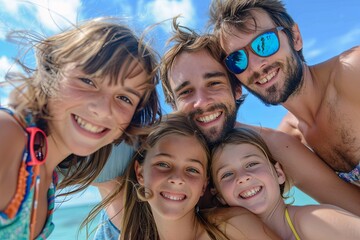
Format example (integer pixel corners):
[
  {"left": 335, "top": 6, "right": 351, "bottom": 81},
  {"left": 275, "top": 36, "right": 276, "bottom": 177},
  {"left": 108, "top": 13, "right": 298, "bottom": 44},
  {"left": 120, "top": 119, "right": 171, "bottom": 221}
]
[
  {"left": 211, "top": 143, "right": 360, "bottom": 239},
  {"left": 99, "top": 47, "right": 360, "bottom": 232},
  {"left": 220, "top": 9, "right": 360, "bottom": 184},
  {"left": 169, "top": 49, "right": 360, "bottom": 216},
  {"left": 0, "top": 63, "right": 148, "bottom": 237}
]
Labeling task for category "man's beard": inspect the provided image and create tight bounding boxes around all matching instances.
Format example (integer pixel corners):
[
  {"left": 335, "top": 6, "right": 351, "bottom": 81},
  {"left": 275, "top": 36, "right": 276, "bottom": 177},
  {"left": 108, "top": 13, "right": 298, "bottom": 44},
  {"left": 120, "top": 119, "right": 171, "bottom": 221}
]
[
  {"left": 246, "top": 50, "right": 303, "bottom": 106},
  {"left": 188, "top": 103, "right": 237, "bottom": 147}
]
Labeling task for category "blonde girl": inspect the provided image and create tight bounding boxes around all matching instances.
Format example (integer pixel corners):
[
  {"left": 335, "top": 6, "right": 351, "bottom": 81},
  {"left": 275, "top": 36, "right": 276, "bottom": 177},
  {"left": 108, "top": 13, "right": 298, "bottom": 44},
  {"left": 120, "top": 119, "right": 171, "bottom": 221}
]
[{"left": 211, "top": 127, "right": 360, "bottom": 240}]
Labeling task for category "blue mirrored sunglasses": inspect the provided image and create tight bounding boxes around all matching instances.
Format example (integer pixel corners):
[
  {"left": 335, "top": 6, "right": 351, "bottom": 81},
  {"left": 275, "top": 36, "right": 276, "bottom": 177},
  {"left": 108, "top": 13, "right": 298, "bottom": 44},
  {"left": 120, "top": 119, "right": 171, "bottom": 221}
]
[{"left": 224, "top": 26, "right": 285, "bottom": 74}]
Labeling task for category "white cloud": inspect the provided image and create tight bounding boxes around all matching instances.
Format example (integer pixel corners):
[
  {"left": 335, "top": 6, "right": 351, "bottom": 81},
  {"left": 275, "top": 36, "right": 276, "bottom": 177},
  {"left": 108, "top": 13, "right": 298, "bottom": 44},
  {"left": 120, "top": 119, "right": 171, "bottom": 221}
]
[
  {"left": 0, "top": 56, "right": 17, "bottom": 106},
  {"left": 0, "top": 0, "right": 21, "bottom": 14},
  {"left": 302, "top": 38, "right": 323, "bottom": 61},
  {"left": 144, "top": 0, "right": 195, "bottom": 31},
  {"left": 0, "top": 0, "right": 81, "bottom": 33},
  {"left": 338, "top": 27, "right": 360, "bottom": 46},
  {"left": 305, "top": 49, "right": 323, "bottom": 60},
  {"left": 0, "top": 56, "right": 18, "bottom": 81},
  {"left": 29, "top": 0, "right": 82, "bottom": 32}
]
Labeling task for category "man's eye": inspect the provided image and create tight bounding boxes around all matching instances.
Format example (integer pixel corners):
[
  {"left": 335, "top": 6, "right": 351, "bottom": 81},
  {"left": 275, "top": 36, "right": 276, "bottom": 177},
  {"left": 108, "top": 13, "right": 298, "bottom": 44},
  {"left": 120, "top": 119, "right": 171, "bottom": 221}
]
[
  {"left": 209, "top": 81, "right": 221, "bottom": 86},
  {"left": 178, "top": 89, "right": 192, "bottom": 97}
]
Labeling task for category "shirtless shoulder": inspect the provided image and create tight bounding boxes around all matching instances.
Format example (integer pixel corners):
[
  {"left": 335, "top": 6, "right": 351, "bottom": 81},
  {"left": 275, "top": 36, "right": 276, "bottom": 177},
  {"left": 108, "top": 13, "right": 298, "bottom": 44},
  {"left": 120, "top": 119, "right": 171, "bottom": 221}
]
[{"left": 334, "top": 46, "right": 360, "bottom": 99}]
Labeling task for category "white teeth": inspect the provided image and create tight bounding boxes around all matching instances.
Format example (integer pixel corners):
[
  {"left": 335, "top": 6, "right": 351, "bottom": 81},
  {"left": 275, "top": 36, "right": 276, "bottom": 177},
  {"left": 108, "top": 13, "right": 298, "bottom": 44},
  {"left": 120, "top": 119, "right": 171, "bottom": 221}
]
[
  {"left": 74, "top": 115, "right": 105, "bottom": 133},
  {"left": 258, "top": 71, "right": 276, "bottom": 84},
  {"left": 197, "top": 112, "right": 221, "bottom": 123},
  {"left": 240, "top": 186, "right": 261, "bottom": 199},
  {"left": 161, "top": 192, "right": 185, "bottom": 201}
]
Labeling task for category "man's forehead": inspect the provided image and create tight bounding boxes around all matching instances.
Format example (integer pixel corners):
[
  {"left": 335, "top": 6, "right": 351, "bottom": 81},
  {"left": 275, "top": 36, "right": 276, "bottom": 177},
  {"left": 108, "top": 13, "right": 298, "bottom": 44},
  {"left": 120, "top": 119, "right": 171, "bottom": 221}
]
[
  {"left": 221, "top": 10, "right": 276, "bottom": 51},
  {"left": 170, "top": 50, "right": 225, "bottom": 78}
]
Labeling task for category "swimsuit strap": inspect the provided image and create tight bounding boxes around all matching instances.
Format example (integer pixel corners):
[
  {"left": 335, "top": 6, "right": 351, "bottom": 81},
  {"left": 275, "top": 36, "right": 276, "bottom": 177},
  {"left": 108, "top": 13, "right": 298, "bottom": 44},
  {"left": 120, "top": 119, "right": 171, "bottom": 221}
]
[{"left": 285, "top": 207, "right": 301, "bottom": 240}]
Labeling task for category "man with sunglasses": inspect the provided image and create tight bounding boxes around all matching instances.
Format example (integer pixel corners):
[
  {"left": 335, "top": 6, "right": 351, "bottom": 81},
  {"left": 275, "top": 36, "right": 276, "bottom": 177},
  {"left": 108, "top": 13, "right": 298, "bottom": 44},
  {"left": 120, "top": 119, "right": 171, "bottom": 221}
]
[
  {"left": 160, "top": 20, "right": 359, "bottom": 213},
  {"left": 93, "top": 19, "right": 360, "bottom": 239},
  {"left": 210, "top": 0, "right": 360, "bottom": 188},
  {"left": 91, "top": 16, "right": 360, "bottom": 239}
]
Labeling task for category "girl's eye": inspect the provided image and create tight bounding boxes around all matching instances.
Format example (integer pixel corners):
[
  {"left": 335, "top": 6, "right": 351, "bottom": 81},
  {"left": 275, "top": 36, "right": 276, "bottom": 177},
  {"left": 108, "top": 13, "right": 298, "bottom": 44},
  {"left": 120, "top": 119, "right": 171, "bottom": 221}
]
[
  {"left": 246, "top": 162, "right": 259, "bottom": 168},
  {"left": 221, "top": 172, "right": 233, "bottom": 180},
  {"left": 187, "top": 167, "right": 200, "bottom": 174},
  {"left": 79, "top": 77, "right": 95, "bottom": 86},
  {"left": 157, "top": 162, "right": 169, "bottom": 168},
  {"left": 117, "top": 95, "right": 132, "bottom": 105}
]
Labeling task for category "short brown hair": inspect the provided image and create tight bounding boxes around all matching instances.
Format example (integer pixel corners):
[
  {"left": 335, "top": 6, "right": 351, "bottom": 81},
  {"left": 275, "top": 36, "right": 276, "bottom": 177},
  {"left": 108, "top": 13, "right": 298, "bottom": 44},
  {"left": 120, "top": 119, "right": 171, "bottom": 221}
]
[
  {"left": 209, "top": 0, "right": 305, "bottom": 61},
  {"left": 160, "top": 17, "right": 244, "bottom": 107}
]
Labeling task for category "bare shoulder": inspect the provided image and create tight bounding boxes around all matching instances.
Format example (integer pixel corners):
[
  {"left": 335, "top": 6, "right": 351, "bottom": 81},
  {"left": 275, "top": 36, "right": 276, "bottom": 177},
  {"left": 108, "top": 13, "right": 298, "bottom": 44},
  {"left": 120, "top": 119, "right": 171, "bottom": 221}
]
[
  {"left": 207, "top": 207, "right": 280, "bottom": 240},
  {"left": 0, "top": 111, "right": 27, "bottom": 168},
  {"left": 291, "top": 204, "right": 360, "bottom": 239},
  {"left": 277, "top": 112, "right": 307, "bottom": 145},
  {"left": 339, "top": 45, "right": 360, "bottom": 64},
  {"left": 0, "top": 110, "right": 27, "bottom": 209},
  {"left": 334, "top": 46, "right": 360, "bottom": 95}
]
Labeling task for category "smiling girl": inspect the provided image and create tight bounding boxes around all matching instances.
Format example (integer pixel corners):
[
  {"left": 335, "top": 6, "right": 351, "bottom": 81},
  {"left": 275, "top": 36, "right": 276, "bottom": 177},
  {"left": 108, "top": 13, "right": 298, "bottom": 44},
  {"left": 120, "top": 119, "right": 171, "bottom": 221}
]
[
  {"left": 118, "top": 113, "right": 279, "bottom": 240},
  {"left": 211, "top": 127, "right": 360, "bottom": 240},
  {"left": 0, "top": 18, "right": 160, "bottom": 239}
]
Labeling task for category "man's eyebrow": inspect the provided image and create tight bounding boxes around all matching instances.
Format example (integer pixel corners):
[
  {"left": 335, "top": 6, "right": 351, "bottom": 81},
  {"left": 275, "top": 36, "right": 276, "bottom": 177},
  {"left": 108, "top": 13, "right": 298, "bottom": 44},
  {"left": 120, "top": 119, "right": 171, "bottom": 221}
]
[
  {"left": 174, "top": 81, "right": 190, "bottom": 93},
  {"left": 203, "top": 71, "right": 227, "bottom": 79}
]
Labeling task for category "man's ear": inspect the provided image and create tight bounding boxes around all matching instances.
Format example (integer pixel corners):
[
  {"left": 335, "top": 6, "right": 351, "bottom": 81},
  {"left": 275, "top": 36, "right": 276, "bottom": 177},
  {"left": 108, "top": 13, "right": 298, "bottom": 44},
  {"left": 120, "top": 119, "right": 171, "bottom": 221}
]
[
  {"left": 292, "top": 23, "right": 303, "bottom": 51},
  {"left": 234, "top": 85, "right": 243, "bottom": 101},
  {"left": 210, "top": 187, "right": 227, "bottom": 205},
  {"left": 134, "top": 160, "right": 144, "bottom": 185},
  {"left": 274, "top": 162, "right": 286, "bottom": 185}
]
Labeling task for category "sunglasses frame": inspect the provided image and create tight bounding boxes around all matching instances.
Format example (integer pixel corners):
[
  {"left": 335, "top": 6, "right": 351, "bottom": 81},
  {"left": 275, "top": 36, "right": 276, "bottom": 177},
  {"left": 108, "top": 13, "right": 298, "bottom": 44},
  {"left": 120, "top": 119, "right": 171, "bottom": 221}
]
[
  {"left": 26, "top": 127, "right": 48, "bottom": 166},
  {"left": 224, "top": 26, "right": 285, "bottom": 74}
]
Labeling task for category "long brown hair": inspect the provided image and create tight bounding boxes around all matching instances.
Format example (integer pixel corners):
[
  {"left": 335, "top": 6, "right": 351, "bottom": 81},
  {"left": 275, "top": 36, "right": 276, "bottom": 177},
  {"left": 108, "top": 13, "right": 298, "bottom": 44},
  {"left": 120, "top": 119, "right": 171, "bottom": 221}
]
[
  {"left": 160, "top": 17, "right": 245, "bottom": 109},
  {"left": 4, "top": 17, "right": 161, "bottom": 194},
  {"left": 120, "top": 113, "right": 227, "bottom": 239}
]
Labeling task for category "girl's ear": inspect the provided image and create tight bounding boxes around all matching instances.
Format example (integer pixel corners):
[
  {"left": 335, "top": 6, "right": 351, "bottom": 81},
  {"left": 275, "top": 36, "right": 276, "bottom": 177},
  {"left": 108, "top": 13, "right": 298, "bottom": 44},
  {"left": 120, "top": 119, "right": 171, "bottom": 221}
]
[
  {"left": 201, "top": 178, "right": 209, "bottom": 196},
  {"left": 274, "top": 162, "right": 286, "bottom": 185},
  {"left": 210, "top": 187, "right": 227, "bottom": 205},
  {"left": 292, "top": 23, "right": 303, "bottom": 51},
  {"left": 134, "top": 160, "right": 144, "bottom": 185}
]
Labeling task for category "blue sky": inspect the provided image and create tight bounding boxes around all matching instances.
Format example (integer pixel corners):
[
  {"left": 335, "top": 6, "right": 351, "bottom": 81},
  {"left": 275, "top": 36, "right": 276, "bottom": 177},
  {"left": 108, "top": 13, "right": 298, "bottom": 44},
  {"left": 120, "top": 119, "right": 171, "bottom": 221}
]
[
  {"left": 1, "top": 0, "right": 360, "bottom": 129},
  {"left": 1, "top": 1, "right": 359, "bottom": 237}
]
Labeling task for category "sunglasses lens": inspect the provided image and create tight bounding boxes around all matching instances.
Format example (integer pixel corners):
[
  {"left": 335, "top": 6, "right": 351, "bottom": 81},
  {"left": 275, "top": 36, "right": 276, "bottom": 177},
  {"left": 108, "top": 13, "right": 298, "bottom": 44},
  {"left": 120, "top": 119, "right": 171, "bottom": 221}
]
[
  {"left": 33, "top": 131, "right": 47, "bottom": 161},
  {"left": 225, "top": 49, "right": 248, "bottom": 74},
  {"left": 251, "top": 31, "right": 280, "bottom": 57}
]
